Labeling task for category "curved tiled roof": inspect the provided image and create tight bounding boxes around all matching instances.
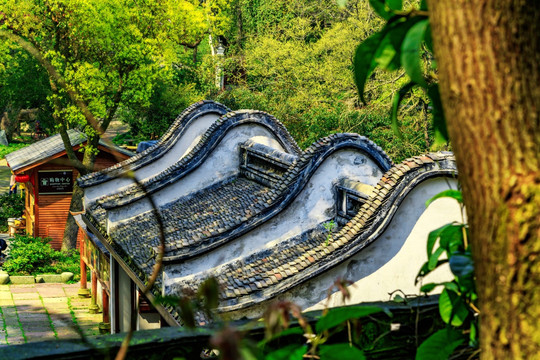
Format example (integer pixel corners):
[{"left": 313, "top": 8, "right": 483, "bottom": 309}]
[
  {"left": 91, "top": 110, "right": 301, "bottom": 210},
  {"left": 77, "top": 100, "right": 231, "bottom": 188},
  {"left": 172, "top": 152, "right": 457, "bottom": 313},
  {"left": 6, "top": 129, "right": 133, "bottom": 172},
  {"left": 84, "top": 133, "right": 393, "bottom": 298}
]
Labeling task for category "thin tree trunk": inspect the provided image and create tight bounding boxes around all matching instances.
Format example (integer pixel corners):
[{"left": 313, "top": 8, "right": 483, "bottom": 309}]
[
  {"left": 427, "top": 1, "right": 540, "bottom": 359},
  {"left": 61, "top": 134, "right": 99, "bottom": 251}
]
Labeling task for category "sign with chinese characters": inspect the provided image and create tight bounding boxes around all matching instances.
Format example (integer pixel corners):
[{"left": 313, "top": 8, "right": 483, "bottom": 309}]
[{"left": 38, "top": 170, "right": 73, "bottom": 194}]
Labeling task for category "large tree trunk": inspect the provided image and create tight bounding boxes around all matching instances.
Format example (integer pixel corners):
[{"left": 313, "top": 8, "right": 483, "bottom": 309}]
[{"left": 427, "top": 1, "right": 539, "bottom": 359}]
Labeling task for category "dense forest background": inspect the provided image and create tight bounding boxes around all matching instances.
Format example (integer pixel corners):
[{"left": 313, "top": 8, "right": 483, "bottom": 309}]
[{"left": 0, "top": 0, "right": 438, "bottom": 162}]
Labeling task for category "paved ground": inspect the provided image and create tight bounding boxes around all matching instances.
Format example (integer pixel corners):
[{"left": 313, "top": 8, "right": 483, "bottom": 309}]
[{"left": 0, "top": 283, "right": 102, "bottom": 346}]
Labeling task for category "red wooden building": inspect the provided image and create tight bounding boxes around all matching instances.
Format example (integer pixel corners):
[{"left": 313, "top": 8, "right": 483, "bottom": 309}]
[{"left": 6, "top": 130, "right": 132, "bottom": 250}]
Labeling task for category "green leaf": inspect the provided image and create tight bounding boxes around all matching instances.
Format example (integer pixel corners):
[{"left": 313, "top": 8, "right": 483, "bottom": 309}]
[
  {"left": 319, "top": 344, "right": 366, "bottom": 360},
  {"left": 424, "top": 24, "right": 433, "bottom": 53},
  {"left": 415, "top": 328, "right": 465, "bottom": 360},
  {"left": 386, "top": 0, "right": 402, "bottom": 11},
  {"left": 266, "top": 345, "right": 306, "bottom": 360},
  {"left": 456, "top": 273, "right": 476, "bottom": 293},
  {"left": 419, "top": 0, "right": 428, "bottom": 11},
  {"left": 374, "top": 37, "right": 398, "bottom": 70},
  {"left": 428, "top": 246, "right": 445, "bottom": 271},
  {"left": 420, "top": 282, "right": 442, "bottom": 293},
  {"left": 391, "top": 81, "right": 416, "bottom": 138},
  {"left": 240, "top": 346, "right": 260, "bottom": 360},
  {"left": 426, "top": 190, "right": 463, "bottom": 207},
  {"left": 439, "top": 289, "right": 469, "bottom": 326},
  {"left": 336, "top": 0, "right": 348, "bottom": 8},
  {"left": 354, "top": 31, "right": 387, "bottom": 103},
  {"left": 375, "top": 17, "right": 425, "bottom": 72},
  {"left": 427, "top": 223, "right": 452, "bottom": 256},
  {"left": 439, "top": 224, "right": 465, "bottom": 253},
  {"left": 315, "top": 306, "right": 390, "bottom": 333},
  {"left": 415, "top": 259, "right": 448, "bottom": 284},
  {"left": 428, "top": 84, "right": 449, "bottom": 144},
  {"left": 401, "top": 19, "right": 429, "bottom": 87},
  {"left": 469, "top": 321, "right": 478, "bottom": 347},
  {"left": 258, "top": 327, "right": 305, "bottom": 348},
  {"left": 369, "top": 0, "right": 393, "bottom": 20},
  {"left": 449, "top": 254, "right": 474, "bottom": 277},
  {"left": 444, "top": 281, "right": 460, "bottom": 293}
]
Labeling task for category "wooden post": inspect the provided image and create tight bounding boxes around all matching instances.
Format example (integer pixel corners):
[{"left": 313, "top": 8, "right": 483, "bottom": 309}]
[
  {"left": 78, "top": 240, "right": 90, "bottom": 297},
  {"left": 102, "top": 289, "right": 109, "bottom": 324},
  {"left": 88, "top": 271, "right": 100, "bottom": 314},
  {"left": 99, "top": 289, "right": 111, "bottom": 334}
]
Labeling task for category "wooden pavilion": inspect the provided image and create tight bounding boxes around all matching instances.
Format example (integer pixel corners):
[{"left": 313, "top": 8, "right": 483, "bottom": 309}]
[{"left": 5, "top": 129, "right": 132, "bottom": 250}]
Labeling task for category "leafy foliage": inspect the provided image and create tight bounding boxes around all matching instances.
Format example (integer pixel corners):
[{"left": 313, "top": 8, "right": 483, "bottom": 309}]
[
  {"left": 0, "top": 192, "right": 24, "bottom": 232},
  {"left": 415, "top": 190, "right": 479, "bottom": 359},
  {"left": 156, "top": 275, "right": 394, "bottom": 359},
  {"left": 2, "top": 234, "right": 80, "bottom": 278},
  {"left": 0, "top": 42, "right": 53, "bottom": 140},
  {"left": 215, "top": 0, "right": 433, "bottom": 161},
  {"left": 0, "top": 143, "right": 29, "bottom": 159},
  {"left": 353, "top": 0, "right": 447, "bottom": 147}
]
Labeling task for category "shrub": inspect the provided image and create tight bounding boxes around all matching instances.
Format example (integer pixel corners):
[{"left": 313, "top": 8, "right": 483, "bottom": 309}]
[
  {"left": 0, "top": 193, "right": 24, "bottom": 232},
  {"left": 0, "top": 143, "right": 29, "bottom": 159},
  {"left": 2, "top": 235, "right": 80, "bottom": 279}
]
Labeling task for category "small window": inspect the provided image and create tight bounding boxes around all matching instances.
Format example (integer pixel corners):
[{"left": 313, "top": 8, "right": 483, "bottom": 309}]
[{"left": 336, "top": 180, "right": 373, "bottom": 223}]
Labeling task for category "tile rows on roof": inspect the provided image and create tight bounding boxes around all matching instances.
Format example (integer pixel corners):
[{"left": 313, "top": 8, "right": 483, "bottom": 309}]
[
  {"left": 168, "top": 152, "right": 456, "bottom": 311},
  {"left": 6, "top": 129, "right": 84, "bottom": 172},
  {"left": 91, "top": 110, "right": 301, "bottom": 209},
  {"left": 108, "top": 177, "right": 270, "bottom": 270},
  {"left": 78, "top": 101, "right": 231, "bottom": 188},
  {"left": 88, "top": 133, "right": 394, "bottom": 283},
  {"left": 6, "top": 129, "right": 133, "bottom": 172}
]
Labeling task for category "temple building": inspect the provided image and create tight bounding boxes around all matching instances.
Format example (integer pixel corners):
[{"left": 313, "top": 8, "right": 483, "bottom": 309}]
[{"left": 75, "top": 101, "right": 462, "bottom": 333}]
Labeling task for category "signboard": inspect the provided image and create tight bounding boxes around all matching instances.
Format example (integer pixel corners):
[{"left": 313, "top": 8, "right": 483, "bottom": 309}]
[{"left": 38, "top": 170, "right": 73, "bottom": 194}]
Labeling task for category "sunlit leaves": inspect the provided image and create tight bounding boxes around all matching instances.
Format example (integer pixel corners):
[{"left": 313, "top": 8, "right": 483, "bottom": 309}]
[
  {"left": 415, "top": 328, "right": 465, "bottom": 360},
  {"left": 426, "top": 189, "right": 463, "bottom": 207},
  {"left": 439, "top": 288, "right": 469, "bottom": 326},
  {"left": 0, "top": 0, "right": 230, "bottom": 138}
]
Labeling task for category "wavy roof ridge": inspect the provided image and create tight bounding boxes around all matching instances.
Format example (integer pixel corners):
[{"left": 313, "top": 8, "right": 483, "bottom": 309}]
[
  {"left": 169, "top": 152, "right": 456, "bottom": 312},
  {"left": 78, "top": 100, "right": 230, "bottom": 187},
  {"left": 134, "top": 133, "right": 393, "bottom": 263},
  {"left": 93, "top": 109, "right": 301, "bottom": 210}
]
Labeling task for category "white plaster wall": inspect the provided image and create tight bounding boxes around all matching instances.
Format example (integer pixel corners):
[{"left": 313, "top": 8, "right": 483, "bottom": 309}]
[
  {"left": 108, "top": 124, "right": 288, "bottom": 225},
  {"left": 84, "top": 113, "right": 220, "bottom": 204},
  {"left": 203, "top": 177, "right": 461, "bottom": 321},
  {"left": 137, "top": 313, "right": 161, "bottom": 330},
  {"left": 258, "top": 177, "right": 461, "bottom": 316},
  {"left": 118, "top": 265, "right": 133, "bottom": 333},
  {"left": 163, "top": 149, "right": 386, "bottom": 287}
]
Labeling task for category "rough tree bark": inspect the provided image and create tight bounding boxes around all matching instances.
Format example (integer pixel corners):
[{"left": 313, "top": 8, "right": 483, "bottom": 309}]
[{"left": 427, "top": 1, "right": 539, "bottom": 359}]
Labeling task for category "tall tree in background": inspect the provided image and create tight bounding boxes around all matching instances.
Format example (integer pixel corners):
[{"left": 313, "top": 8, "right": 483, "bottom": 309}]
[
  {"left": 0, "top": 44, "right": 52, "bottom": 141},
  {"left": 427, "top": 1, "right": 539, "bottom": 358},
  {"left": 0, "top": 0, "right": 230, "bottom": 250}
]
